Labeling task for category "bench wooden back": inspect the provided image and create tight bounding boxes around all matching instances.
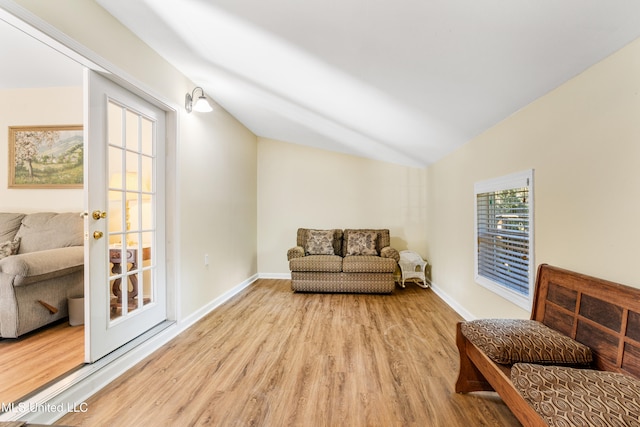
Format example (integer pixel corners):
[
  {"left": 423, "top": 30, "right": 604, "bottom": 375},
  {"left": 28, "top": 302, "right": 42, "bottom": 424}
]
[{"left": 532, "top": 264, "right": 640, "bottom": 378}]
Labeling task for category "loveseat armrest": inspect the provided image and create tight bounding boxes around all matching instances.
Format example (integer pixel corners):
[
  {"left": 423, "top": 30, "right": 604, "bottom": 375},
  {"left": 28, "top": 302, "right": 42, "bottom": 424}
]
[
  {"left": 380, "top": 246, "right": 400, "bottom": 262},
  {"left": 287, "top": 246, "right": 305, "bottom": 261},
  {"left": 0, "top": 246, "right": 84, "bottom": 287}
]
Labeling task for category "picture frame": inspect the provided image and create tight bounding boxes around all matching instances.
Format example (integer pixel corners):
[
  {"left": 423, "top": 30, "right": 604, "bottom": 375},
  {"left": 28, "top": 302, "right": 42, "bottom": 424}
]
[{"left": 8, "top": 125, "right": 83, "bottom": 189}]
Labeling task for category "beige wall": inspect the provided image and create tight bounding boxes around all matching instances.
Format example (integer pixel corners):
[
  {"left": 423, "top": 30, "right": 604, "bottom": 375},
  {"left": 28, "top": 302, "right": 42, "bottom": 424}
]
[
  {"left": 257, "top": 137, "right": 427, "bottom": 274},
  {"left": 427, "top": 37, "right": 640, "bottom": 320},
  {"left": 14, "top": 0, "right": 640, "bottom": 324},
  {"left": 179, "top": 109, "right": 258, "bottom": 313},
  {"left": 12, "top": 0, "right": 258, "bottom": 319},
  {"left": 0, "top": 87, "right": 83, "bottom": 212}
]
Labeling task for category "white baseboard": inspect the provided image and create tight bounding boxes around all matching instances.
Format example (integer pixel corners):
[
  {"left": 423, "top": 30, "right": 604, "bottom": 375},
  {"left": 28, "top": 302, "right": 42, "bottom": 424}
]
[
  {"left": 428, "top": 280, "right": 475, "bottom": 321},
  {"left": 1, "top": 274, "right": 259, "bottom": 425},
  {"left": 3, "top": 272, "right": 470, "bottom": 424},
  {"left": 259, "top": 273, "right": 473, "bottom": 320},
  {"left": 259, "top": 272, "right": 291, "bottom": 279},
  {"left": 178, "top": 273, "right": 259, "bottom": 331},
  {"left": 1, "top": 321, "right": 178, "bottom": 424}
]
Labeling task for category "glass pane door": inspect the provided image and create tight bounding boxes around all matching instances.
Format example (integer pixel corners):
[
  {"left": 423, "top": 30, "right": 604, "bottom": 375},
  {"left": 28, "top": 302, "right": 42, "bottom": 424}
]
[
  {"left": 86, "top": 70, "right": 166, "bottom": 362},
  {"left": 107, "top": 101, "right": 156, "bottom": 320}
]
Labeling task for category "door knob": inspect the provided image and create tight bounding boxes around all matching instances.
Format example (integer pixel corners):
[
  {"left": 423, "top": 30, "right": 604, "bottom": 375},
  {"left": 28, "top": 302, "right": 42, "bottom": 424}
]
[
  {"left": 93, "top": 231, "right": 104, "bottom": 240},
  {"left": 92, "top": 210, "right": 107, "bottom": 220}
]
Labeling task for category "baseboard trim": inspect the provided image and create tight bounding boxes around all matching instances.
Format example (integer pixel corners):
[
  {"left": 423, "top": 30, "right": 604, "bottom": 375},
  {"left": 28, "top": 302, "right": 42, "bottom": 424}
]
[
  {"left": 178, "top": 274, "right": 259, "bottom": 331},
  {"left": 259, "top": 272, "right": 291, "bottom": 279},
  {"left": 2, "top": 272, "right": 469, "bottom": 424},
  {"left": 259, "top": 273, "right": 472, "bottom": 320},
  {"left": 0, "top": 321, "right": 177, "bottom": 424},
  {"left": 429, "top": 280, "right": 475, "bottom": 321},
  {"left": 0, "top": 274, "right": 259, "bottom": 425}
]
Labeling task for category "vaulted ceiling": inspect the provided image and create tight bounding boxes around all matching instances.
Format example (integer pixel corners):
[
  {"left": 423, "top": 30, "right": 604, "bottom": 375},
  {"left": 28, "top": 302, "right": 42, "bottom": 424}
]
[{"left": 10, "top": 1, "right": 640, "bottom": 167}]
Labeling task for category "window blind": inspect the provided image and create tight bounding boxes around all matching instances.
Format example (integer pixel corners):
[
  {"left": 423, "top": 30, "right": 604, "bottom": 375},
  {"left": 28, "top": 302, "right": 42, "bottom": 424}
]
[{"left": 476, "top": 186, "right": 530, "bottom": 295}]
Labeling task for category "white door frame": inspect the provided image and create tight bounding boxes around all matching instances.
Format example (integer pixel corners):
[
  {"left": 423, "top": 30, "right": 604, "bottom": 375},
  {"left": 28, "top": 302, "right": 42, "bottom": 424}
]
[
  {"left": 0, "top": 1, "right": 180, "bottom": 422},
  {"left": 0, "top": 0, "right": 179, "bottom": 323}
]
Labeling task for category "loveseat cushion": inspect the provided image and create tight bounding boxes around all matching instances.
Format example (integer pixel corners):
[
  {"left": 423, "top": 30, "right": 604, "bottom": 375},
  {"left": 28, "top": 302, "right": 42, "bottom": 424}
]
[
  {"left": 0, "top": 213, "right": 26, "bottom": 242},
  {"left": 305, "top": 229, "right": 336, "bottom": 255},
  {"left": 345, "top": 231, "right": 378, "bottom": 256},
  {"left": 289, "top": 255, "right": 343, "bottom": 273},
  {"left": 460, "top": 319, "right": 593, "bottom": 365},
  {"left": 511, "top": 363, "right": 640, "bottom": 427},
  {"left": 343, "top": 229, "right": 392, "bottom": 256},
  {"left": 296, "top": 228, "right": 343, "bottom": 256},
  {"left": 15, "top": 212, "right": 83, "bottom": 254},
  {"left": 342, "top": 255, "right": 397, "bottom": 273}
]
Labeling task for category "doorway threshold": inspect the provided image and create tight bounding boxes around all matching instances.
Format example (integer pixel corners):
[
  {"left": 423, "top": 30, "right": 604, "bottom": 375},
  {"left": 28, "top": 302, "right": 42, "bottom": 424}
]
[{"left": 0, "top": 320, "right": 177, "bottom": 424}]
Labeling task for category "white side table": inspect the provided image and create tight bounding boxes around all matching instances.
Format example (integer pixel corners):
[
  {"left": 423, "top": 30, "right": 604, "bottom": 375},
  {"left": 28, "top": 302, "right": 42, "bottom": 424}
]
[{"left": 398, "top": 250, "right": 429, "bottom": 288}]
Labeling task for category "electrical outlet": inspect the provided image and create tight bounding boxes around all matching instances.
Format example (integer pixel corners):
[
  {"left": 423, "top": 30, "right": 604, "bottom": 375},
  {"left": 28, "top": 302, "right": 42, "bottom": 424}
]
[{"left": 204, "top": 254, "right": 209, "bottom": 266}]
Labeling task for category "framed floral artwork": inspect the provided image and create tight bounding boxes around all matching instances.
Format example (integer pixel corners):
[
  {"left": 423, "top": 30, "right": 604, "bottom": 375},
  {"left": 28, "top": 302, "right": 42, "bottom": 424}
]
[{"left": 8, "top": 125, "right": 83, "bottom": 188}]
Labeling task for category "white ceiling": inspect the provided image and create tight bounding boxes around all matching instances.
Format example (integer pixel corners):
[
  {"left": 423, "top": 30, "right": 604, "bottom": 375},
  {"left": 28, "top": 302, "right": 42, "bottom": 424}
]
[
  {"left": 7, "top": 1, "right": 640, "bottom": 167},
  {"left": 0, "top": 21, "right": 83, "bottom": 89}
]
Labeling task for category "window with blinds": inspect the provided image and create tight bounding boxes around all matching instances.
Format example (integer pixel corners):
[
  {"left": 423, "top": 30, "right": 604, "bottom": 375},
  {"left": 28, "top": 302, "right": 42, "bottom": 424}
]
[{"left": 474, "top": 170, "right": 534, "bottom": 310}]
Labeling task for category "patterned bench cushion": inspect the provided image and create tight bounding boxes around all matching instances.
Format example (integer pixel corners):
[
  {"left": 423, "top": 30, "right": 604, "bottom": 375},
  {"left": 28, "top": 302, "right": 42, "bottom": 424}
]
[
  {"left": 512, "top": 363, "right": 640, "bottom": 427},
  {"left": 460, "top": 319, "right": 592, "bottom": 365}
]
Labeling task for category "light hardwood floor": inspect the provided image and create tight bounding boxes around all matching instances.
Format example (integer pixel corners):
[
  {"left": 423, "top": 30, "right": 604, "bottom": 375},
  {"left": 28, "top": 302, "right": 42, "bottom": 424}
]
[
  {"left": 0, "top": 321, "right": 84, "bottom": 405},
  {"left": 60, "top": 279, "right": 520, "bottom": 426}
]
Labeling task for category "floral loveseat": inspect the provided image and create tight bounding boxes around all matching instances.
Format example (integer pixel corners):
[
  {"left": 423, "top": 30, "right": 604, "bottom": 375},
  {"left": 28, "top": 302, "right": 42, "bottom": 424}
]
[
  {"left": 0, "top": 212, "right": 84, "bottom": 338},
  {"left": 287, "top": 228, "right": 400, "bottom": 293}
]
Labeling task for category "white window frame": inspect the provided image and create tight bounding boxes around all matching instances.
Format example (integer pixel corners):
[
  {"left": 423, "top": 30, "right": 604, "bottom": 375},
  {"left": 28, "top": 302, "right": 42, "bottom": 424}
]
[{"left": 474, "top": 169, "right": 534, "bottom": 310}]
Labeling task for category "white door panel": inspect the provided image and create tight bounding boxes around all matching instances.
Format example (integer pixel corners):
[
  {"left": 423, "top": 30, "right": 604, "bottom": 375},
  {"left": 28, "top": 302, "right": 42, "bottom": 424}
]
[{"left": 85, "top": 70, "right": 166, "bottom": 362}]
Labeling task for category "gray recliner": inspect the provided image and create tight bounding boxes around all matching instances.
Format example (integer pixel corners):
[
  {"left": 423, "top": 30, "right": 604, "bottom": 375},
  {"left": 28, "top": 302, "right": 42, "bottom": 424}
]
[{"left": 0, "top": 212, "right": 84, "bottom": 338}]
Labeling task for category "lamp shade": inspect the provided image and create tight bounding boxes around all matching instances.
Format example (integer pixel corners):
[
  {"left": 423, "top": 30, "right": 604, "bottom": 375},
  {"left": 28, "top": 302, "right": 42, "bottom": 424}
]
[
  {"left": 193, "top": 95, "right": 213, "bottom": 112},
  {"left": 185, "top": 87, "right": 213, "bottom": 113}
]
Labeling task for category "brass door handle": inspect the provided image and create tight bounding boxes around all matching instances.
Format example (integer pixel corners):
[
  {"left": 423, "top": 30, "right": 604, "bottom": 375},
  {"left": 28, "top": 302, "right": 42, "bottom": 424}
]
[
  {"left": 92, "top": 210, "right": 107, "bottom": 220},
  {"left": 93, "top": 231, "right": 104, "bottom": 240}
]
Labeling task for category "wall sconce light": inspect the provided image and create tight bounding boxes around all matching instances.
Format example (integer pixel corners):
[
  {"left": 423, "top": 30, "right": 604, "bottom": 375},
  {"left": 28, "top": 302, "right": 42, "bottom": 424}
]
[{"left": 185, "top": 87, "right": 213, "bottom": 113}]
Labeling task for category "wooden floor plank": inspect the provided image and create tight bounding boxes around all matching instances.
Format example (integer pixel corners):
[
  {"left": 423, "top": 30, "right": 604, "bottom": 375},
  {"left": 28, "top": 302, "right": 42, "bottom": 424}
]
[
  {"left": 0, "top": 321, "right": 84, "bottom": 404},
  {"left": 59, "top": 279, "right": 520, "bottom": 426}
]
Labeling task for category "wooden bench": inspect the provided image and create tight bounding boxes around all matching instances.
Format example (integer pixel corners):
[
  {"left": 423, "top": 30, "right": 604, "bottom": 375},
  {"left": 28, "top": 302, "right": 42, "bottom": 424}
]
[{"left": 455, "top": 264, "right": 640, "bottom": 426}]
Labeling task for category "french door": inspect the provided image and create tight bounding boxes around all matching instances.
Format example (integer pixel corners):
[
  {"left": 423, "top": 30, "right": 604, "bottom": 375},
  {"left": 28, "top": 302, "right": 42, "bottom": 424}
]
[{"left": 85, "top": 70, "right": 166, "bottom": 362}]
